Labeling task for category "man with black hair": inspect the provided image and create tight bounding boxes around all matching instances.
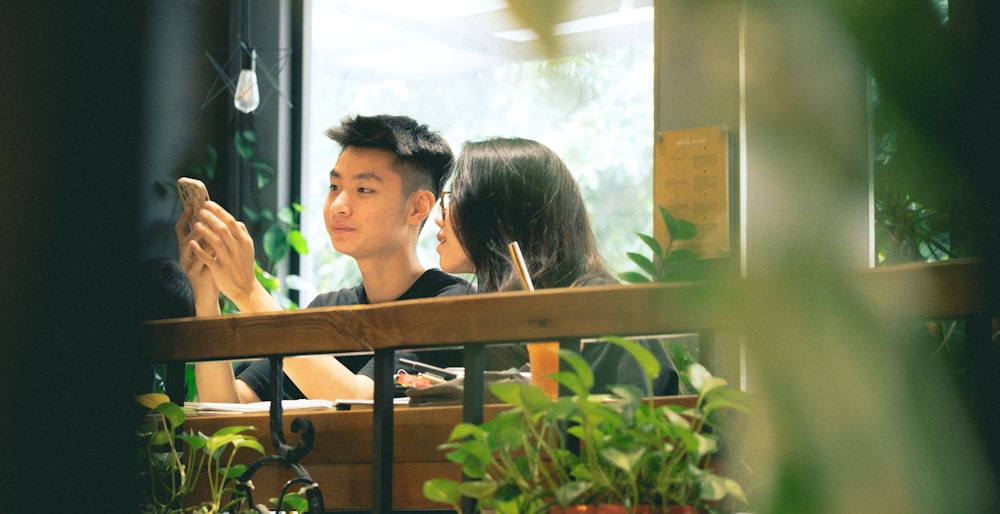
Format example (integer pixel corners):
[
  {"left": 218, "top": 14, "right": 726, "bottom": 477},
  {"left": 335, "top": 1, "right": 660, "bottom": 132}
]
[
  {"left": 135, "top": 258, "right": 195, "bottom": 399},
  {"left": 176, "top": 114, "right": 472, "bottom": 403}
]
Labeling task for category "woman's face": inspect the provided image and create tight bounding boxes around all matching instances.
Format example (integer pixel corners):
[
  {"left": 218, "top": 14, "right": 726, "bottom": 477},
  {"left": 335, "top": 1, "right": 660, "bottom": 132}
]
[{"left": 434, "top": 192, "right": 475, "bottom": 274}]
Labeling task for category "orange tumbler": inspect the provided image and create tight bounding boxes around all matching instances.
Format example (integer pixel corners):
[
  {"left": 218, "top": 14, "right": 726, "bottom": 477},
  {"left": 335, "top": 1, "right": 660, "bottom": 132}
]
[{"left": 527, "top": 341, "right": 560, "bottom": 398}]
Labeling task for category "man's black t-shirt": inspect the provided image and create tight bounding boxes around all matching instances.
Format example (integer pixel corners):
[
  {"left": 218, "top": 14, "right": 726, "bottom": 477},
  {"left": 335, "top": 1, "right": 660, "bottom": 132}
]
[{"left": 236, "top": 269, "right": 473, "bottom": 400}]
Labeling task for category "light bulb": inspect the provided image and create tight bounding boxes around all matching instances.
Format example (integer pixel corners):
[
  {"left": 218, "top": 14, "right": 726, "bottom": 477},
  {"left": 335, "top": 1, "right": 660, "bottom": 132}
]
[{"left": 234, "top": 49, "right": 260, "bottom": 113}]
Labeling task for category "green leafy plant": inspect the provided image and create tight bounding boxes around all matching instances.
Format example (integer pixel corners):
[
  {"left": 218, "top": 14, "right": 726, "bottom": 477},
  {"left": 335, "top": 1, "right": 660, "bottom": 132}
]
[
  {"left": 270, "top": 493, "right": 309, "bottom": 513},
  {"left": 168, "top": 130, "right": 309, "bottom": 313},
  {"left": 621, "top": 206, "right": 700, "bottom": 283},
  {"left": 230, "top": 129, "right": 310, "bottom": 311},
  {"left": 232, "top": 129, "right": 309, "bottom": 277},
  {"left": 136, "top": 393, "right": 267, "bottom": 514},
  {"left": 422, "top": 338, "right": 748, "bottom": 513}
]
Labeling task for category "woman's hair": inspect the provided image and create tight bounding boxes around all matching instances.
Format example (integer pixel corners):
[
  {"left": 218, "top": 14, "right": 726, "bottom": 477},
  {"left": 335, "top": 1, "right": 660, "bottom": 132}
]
[{"left": 450, "top": 137, "right": 614, "bottom": 292}]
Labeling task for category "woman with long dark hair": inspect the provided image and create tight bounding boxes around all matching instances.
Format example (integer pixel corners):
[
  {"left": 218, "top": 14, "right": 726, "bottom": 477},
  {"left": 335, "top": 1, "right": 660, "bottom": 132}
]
[
  {"left": 436, "top": 137, "right": 614, "bottom": 291},
  {"left": 433, "top": 138, "right": 678, "bottom": 395}
]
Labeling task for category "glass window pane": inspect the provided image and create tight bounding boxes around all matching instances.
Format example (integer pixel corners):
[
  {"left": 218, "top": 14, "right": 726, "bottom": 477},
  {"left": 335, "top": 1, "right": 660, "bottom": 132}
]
[{"left": 301, "top": 0, "right": 654, "bottom": 299}]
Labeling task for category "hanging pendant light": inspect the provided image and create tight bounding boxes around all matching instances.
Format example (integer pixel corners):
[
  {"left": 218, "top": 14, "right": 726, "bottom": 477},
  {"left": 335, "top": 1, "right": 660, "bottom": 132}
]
[
  {"left": 200, "top": 0, "right": 292, "bottom": 113},
  {"left": 234, "top": 45, "right": 260, "bottom": 113}
]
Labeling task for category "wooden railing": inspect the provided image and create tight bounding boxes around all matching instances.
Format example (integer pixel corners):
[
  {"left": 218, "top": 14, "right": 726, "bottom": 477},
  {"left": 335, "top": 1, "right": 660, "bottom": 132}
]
[
  {"left": 146, "top": 281, "right": 734, "bottom": 362},
  {"left": 144, "top": 258, "right": 991, "bottom": 512}
]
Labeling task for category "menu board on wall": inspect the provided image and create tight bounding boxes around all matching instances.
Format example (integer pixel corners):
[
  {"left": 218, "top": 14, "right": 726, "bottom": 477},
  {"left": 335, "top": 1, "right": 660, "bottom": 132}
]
[{"left": 654, "top": 125, "right": 731, "bottom": 259}]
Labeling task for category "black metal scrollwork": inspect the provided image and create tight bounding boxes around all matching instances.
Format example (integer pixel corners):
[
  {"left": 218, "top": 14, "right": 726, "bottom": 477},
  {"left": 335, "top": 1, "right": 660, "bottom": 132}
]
[{"left": 233, "top": 356, "right": 326, "bottom": 513}]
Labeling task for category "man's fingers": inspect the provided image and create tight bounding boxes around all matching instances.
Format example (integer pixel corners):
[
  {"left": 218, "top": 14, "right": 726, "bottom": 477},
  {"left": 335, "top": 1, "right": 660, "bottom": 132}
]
[
  {"left": 189, "top": 239, "right": 222, "bottom": 270},
  {"left": 175, "top": 206, "right": 193, "bottom": 238}
]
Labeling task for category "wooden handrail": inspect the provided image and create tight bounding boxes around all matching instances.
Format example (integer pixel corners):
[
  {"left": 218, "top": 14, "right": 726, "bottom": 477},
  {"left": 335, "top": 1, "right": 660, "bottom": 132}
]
[
  {"left": 855, "top": 257, "right": 988, "bottom": 319},
  {"left": 145, "top": 280, "right": 735, "bottom": 363},
  {"left": 144, "top": 258, "right": 989, "bottom": 364}
]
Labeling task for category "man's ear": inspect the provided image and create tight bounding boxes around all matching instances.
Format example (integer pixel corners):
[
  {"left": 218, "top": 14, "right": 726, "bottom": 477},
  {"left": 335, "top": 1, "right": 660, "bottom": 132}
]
[{"left": 406, "top": 189, "right": 435, "bottom": 226}]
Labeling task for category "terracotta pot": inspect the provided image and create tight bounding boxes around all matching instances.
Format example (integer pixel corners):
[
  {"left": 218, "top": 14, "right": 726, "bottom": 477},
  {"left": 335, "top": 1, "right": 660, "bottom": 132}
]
[
  {"left": 550, "top": 506, "right": 701, "bottom": 514},
  {"left": 550, "top": 506, "right": 627, "bottom": 514}
]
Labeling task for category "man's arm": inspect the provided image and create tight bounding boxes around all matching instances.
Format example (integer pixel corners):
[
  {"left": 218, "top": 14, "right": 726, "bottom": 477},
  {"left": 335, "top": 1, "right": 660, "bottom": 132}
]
[
  {"left": 282, "top": 356, "right": 376, "bottom": 400},
  {"left": 194, "top": 361, "right": 263, "bottom": 403},
  {"left": 177, "top": 202, "right": 278, "bottom": 402}
]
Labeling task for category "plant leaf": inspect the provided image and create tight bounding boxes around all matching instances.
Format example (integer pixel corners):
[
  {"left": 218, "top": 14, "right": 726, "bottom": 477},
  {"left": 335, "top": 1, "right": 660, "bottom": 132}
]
[
  {"left": 636, "top": 232, "right": 663, "bottom": 256},
  {"left": 554, "top": 480, "right": 590, "bottom": 505},
  {"left": 206, "top": 433, "right": 262, "bottom": 455},
  {"left": 231, "top": 438, "right": 266, "bottom": 454},
  {"left": 271, "top": 493, "right": 309, "bottom": 512},
  {"left": 154, "top": 401, "right": 186, "bottom": 428},
  {"left": 551, "top": 370, "right": 587, "bottom": 395},
  {"left": 423, "top": 478, "right": 461, "bottom": 505},
  {"left": 458, "top": 480, "right": 499, "bottom": 501},
  {"left": 626, "top": 252, "right": 657, "bottom": 277},
  {"left": 277, "top": 206, "right": 295, "bottom": 225},
  {"left": 149, "top": 430, "right": 172, "bottom": 446},
  {"left": 225, "top": 464, "right": 249, "bottom": 479},
  {"left": 490, "top": 381, "right": 531, "bottom": 407},
  {"left": 136, "top": 393, "right": 170, "bottom": 410},
  {"left": 519, "top": 382, "right": 555, "bottom": 414},
  {"left": 558, "top": 349, "right": 594, "bottom": 392},
  {"left": 699, "top": 473, "right": 728, "bottom": 501},
  {"left": 697, "top": 376, "right": 728, "bottom": 396},
  {"left": 211, "top": 425, "right": 256, "bottom": 438},
  {"left": 600, "top": 446, "right": 645, "bottom": 473},
  {"left": 251, "top": 159, "right": 275, "bottom": 189},
  {"left": 263, "top": 224, "right": 290, "bottom": 264},
  {"left": 242, "top": 206, "right": 261, "bottom": 223},
  {"left": 177, "top": 433, "right": 208, "bottom": 451},
  {"left": 204, "top": 144, "right": 218, "bottom": 179},
  {"left": 723, "top": 476, "right": 749, "bottom": 504},
  {"left": 249, "top": 158, "right": 274, "bottom": 173},
  {"left": 603, "top": 336, "right": 661, "bottom": 380},
  {"left": 619, "top": 271, "right": 651, "bottom": 284},
  {"left": 288, "top": 230, "right": 309, "bottom": 255},
  {"left": 693, "top": 432, "right": 717, "bottom": 456},
  {"left": 657, "top": 205, "right": 676, "bottom": 227},
  {"left": 687, "top": 363, "right": 713, "bottom": 391},
  {"left": 664, "top": 248, "right": 700, "bottom": 263},
  {"left": 445, "top": 422, "right": 483, "bottom": 442},
  {"left": 254, "top": 264, "right": 280, "bottom": 292},
  {"left": 205, "top": 144, "right": 218, "bottom": 163},
  {"left": 234, "top": 131, "right": 254, "bottom": 160},
  {"left": 671, "top": 218, "right": 698, "bottom": 241}
]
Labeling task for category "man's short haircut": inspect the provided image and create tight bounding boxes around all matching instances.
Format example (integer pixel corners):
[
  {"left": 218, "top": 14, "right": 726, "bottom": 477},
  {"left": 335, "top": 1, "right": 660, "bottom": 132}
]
[{"left": 324, "top": 114, "right": 453, "bottom": 197}]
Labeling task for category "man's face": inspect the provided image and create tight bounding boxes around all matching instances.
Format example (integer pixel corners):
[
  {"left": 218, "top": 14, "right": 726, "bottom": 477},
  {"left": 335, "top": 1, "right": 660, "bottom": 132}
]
[{"left": 324, "top": 146, "right": 413, "bottom": 260}]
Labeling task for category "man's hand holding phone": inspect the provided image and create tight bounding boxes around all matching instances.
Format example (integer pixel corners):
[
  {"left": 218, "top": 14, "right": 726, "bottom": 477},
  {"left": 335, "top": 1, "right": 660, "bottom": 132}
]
[
  {"left": 175, "top": 178, "right": 222, "bottom": 314},
  {"left": 174, "top": 179, "right": 278, "bottom": 314},
  {"left": 177, "top": 177, "right": 210, "bottom": 228}
]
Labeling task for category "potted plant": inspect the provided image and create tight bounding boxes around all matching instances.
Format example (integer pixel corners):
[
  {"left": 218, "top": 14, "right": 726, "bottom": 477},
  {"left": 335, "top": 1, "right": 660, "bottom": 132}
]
[
  {"left": 135, "top": 393, "right": 309, "bottom": 514},
  {"left": 620, "top": 206, "right": 701, "bottom": 284},
  {"left": 422, "top": 337, "right": 748, "bottom": 514}
]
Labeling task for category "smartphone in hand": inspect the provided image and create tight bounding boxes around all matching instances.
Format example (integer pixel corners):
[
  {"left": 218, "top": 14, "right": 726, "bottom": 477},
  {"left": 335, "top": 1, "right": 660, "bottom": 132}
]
[{"left": 177, "top": 177, "right": 210, "bottom": 224}]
